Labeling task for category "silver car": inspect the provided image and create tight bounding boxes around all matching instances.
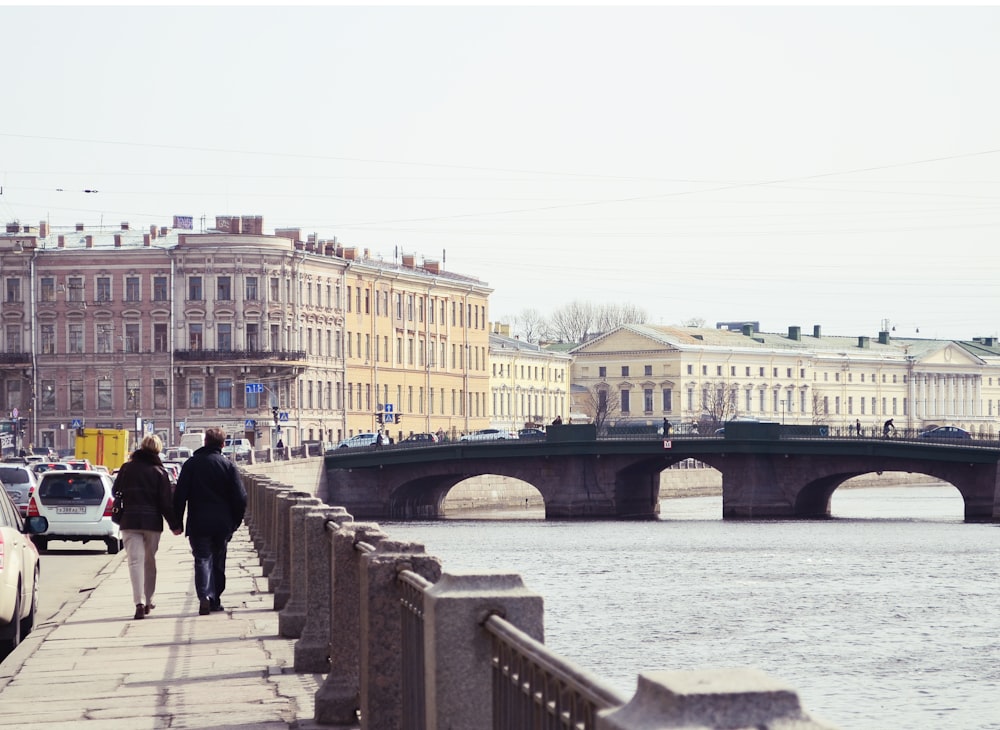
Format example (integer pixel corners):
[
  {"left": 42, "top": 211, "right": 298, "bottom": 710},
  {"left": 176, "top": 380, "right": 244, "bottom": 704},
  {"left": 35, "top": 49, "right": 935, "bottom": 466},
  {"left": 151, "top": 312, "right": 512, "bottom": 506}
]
[
  {"left": 29, "top": 470, "right": 122, "bottom": 554},
  {"left": 0, "top": 465, "right": 39, "bottom": 517},
  {"left": 0, "top": 491, "right": 47, "bottom": 656}
]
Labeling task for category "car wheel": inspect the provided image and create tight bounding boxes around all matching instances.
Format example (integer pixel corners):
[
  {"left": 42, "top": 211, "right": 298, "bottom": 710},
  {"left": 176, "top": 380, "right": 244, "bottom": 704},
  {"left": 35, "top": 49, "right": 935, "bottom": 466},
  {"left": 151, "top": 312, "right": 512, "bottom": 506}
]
[
  {"left": 106, "top": 537, "right": 122, "bottom": 555},
  {"left": 32, "top": 536, "right": 48, "bottom": 552},
  {"left": 20, "top": 567, "right": 38, "bottom": 637},
  {"left": 0, "top": 585, "right": 22, "bottom": 656}
]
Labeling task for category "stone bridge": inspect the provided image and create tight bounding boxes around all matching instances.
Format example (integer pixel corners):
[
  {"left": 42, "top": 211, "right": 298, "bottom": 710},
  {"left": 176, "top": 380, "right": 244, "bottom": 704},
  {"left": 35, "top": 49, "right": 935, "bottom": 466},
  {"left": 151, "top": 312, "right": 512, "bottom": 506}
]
[{"left": 325, "top": 428, "right": 1000, "bottom": 522}]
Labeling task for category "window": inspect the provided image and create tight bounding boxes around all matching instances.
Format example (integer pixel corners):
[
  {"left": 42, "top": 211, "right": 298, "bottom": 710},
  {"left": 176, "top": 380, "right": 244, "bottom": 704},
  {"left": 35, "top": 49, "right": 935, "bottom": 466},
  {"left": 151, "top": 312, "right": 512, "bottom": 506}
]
[
  {"left": 247, "top": 323, "right": 259, "bottom": 351},
  {"left": 40, "top": 324, "right": 55, "bottom": 354},
  {"left": 70, "top": 380, "right": 84, "bottom": 412},
  {"left": 40, "top": 380, "right": 56, "bottom": 412},
  {"left": 270, "top": 325, "right": 280, "bottom": 351},
  {"left": 68, "top": 323, "right": 84, "bottom": 354},
  {"left": 246, "top": 276, "right": 258, "bottom": 301},
  {"left": 270, "top": 277, "right": 280, "bottom": 301},
  {"left": 189, "top": 379, "right": 204, "bottom": 408},
  {"left": 188, "top": 276, "right": 202, "bottom": 301},
  {"left": 126, "top": 380, "right": 140, "bottom": 410},
  {"left": 5, "top": 325, "right": 20, "bottom": 353},
  {"left": 717, "top": 365, "right": 723, "bottom": 376},
  {"left": 218, "top": 323, "right": 232, "bottom": 351},
  {"left": 97, "top": 323, "right": 112, "bottom": 353},
  {"left": 125, "top": 276, "right": 140, "bottom": 302},
  {"left": 687, "top": 364, "right": 693, "bottom": 375},
  {"left": 97, "top": 277, "right": 112, "bottom": 302},
  {"left": 153, "top": 276, "right": 168, "bottom": 301},
  {"left": 621, "top": 366, "right": 629, "bottom": 377},
  {"left": 189, "top": 323, "right": 203, "bottom": 350},
  {"left": 599, "top": 366, "right": 607, "bottom": 377},
  {"left": 98, "top": 379, "right": 112, "bottom": 410},
  {"left": 644, "top": 388, "right": 653, "bottom": 412},
  {"left": 67, "top": 277, "right": 84, "bottom": 301},
  {"left": 154, "top": 378, "right": 167, "bottom": 409},
  {"left": 217, "top": 276, "right": 232, "bottom": 301},
  {"left": 154, "top": 324, "right": 168, "bottom": 352},
  {"left": 5, "top": 278, "right": 19, "bottom": 302},
  {"left": 621, "top": 388, "right": 630, "bottom": 413},
  {"left": 124, "top": 323, "right": 139, "bottom": 353},
  {"left": 662, "top": 389, "right": 672, "bottom": 411},
  {"left": 40, "top": 277, "right": 55, "bottom": 302},
  {"left": 218, "top": 378, "right": 233, "bottom": 409}
]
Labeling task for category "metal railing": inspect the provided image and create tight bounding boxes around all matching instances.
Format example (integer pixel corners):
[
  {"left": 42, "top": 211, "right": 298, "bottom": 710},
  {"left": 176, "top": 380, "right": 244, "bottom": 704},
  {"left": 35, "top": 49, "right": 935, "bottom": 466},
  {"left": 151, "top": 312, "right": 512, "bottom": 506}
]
[{"left": 486, "top": 613, "right": 626, "bottom": 730}]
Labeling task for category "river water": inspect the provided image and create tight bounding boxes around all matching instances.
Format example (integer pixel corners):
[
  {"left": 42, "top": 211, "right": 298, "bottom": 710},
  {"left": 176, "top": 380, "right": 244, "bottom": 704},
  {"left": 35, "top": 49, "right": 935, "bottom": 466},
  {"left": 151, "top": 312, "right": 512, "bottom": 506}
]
[{"left": 386, "top": 486, "right": 1000, "bottom": 730}]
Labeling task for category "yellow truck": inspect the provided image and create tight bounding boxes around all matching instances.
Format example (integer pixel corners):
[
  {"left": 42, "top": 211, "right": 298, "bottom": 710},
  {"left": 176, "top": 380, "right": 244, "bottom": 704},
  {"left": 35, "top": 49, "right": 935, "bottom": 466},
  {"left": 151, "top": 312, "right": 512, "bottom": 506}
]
[{"left": 75, "top": 428, "right": 131, "bottom": 471}]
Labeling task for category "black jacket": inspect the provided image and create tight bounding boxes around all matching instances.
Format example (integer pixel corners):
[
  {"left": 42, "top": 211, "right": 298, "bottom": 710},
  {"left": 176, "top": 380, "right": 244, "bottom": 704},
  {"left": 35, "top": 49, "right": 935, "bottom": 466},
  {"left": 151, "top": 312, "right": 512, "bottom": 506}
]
[
  {"left": 112, "top": 448, "right": 181, "bottom": 532},
  {"left": 173, "top": 444, "right": 247, "bottom": 538}
]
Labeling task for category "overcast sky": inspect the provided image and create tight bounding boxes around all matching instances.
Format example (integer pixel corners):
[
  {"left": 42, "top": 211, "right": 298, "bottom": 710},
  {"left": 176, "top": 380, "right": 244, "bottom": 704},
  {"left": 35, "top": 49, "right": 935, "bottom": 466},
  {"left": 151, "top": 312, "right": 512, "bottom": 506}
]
[{"left": 2, "top": 4, "right": 999, "bottom": 341}]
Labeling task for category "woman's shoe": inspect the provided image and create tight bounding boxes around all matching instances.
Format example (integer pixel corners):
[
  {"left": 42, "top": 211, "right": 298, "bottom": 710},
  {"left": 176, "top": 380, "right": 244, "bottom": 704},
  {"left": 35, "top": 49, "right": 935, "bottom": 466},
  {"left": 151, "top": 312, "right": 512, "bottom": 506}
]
[
  {"left": 144, "top": 603, "right": 154, "bottom": 615},
  {"left": 134, "top": 604, "right": 145, "bottom": 620}
]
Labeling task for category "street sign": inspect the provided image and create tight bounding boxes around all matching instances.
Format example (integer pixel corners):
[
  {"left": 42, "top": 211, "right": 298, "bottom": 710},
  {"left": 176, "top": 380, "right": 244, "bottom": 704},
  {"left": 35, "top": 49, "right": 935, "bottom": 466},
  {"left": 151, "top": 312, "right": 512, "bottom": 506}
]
[
  {"left": 179, "top": 421, "right": 186, "bottom": 433},
  {"left": 245, "top": 383, "right": 264, "bottom": 394},
  {"left": 384, "top": 404, "right": 394, "bottom": 413},
  {"left": 71, "top": 418, "right": 83, "bottom": 429},
  {"left": 384, "top": 414, "right": 395, "bottom": 423},
  {"left": 244, "top": 419, "right": 256, "bottom": 429},
  {"left": 279, "top": 412, "right": 289, "bottom": 422}
]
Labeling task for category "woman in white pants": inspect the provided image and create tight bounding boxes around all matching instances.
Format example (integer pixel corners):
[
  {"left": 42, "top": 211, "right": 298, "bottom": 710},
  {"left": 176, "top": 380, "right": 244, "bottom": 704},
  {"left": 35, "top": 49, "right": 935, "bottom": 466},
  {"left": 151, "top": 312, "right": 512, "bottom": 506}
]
[{"left": 111, "top": 434, "right": 182, "bottom": 619}]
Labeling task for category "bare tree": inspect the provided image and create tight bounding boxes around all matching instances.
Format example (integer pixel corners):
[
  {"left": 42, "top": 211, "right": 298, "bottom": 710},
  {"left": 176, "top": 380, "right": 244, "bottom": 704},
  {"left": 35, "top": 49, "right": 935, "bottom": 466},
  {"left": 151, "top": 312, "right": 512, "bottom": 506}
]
[
  {"left": 811, "top": 390, "right": 829, "bottom": 425},
  {"left": 510, "top": 308, "right": 549, "bottom": 344},
  {"left": 701, "top": 381, "right": 740, "bottom": 428},
  {"left": 682, "top": 316, "right": 706, "bottom": 328},
  {"left": 595, "top": 302, "right": 648, "bottom": 332},
  {"left": 549, "top": 300, "right": 597, "bottom": 343},
  {"left": 579, "top": 383, "right": 621, "bottom": 434}
]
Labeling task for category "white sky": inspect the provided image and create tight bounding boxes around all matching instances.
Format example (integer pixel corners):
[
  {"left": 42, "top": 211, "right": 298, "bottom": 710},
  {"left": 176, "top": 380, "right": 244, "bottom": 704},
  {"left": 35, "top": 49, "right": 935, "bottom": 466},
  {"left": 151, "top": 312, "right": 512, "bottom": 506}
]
[{"left": 2, "top": 4, "right": 1000, "bottom": 340}]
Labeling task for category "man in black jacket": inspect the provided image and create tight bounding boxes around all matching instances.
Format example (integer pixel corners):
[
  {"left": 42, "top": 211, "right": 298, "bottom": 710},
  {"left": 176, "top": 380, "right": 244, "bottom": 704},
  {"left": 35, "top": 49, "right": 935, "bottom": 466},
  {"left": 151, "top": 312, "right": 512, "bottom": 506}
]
[{"left": 173, "top": 427, "right": 247, "bottom": 616}]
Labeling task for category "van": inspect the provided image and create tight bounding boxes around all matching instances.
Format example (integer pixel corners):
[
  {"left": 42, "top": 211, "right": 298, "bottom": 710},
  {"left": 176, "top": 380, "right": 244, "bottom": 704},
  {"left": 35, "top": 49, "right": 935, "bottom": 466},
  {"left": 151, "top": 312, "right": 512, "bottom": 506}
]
[
  {"left": 178, "top": 432, "right": 205, "bottom": 451},
  {"left": 223, "top": 438, "right": 252, "bottom": 459}
]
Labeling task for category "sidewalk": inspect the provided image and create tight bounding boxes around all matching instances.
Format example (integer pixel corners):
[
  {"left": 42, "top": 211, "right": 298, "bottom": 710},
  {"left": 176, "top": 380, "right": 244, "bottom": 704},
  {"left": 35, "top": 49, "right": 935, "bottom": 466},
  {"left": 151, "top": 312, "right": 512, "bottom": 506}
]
[{"left": 0, "top": 527, "right": 330, "bottom": 729}]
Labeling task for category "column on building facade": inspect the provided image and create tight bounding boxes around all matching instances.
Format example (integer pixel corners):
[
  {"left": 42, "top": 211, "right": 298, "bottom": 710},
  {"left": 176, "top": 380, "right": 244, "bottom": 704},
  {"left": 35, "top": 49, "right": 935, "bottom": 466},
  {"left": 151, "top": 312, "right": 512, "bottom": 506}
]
[{"left": 974, "top": 375, "right": 982, "bottom": 418}]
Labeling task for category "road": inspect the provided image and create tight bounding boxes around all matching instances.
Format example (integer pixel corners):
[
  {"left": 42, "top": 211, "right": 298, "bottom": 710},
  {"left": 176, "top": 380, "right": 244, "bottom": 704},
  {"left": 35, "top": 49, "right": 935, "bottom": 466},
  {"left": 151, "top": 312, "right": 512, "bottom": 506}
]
[{"left": 36, "top": 542, "right": 116, "bottom": 623}]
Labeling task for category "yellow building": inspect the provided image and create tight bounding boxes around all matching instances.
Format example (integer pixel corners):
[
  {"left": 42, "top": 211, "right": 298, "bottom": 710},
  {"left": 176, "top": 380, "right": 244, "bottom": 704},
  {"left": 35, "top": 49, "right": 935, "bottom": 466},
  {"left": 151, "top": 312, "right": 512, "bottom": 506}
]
[
  {"left": 571, "top": 323, "right": 1000, "bottom": 437},
  {"left": 341, "top": 251, "right": 492, "bottom": 441},
  {"left": 489, "top": 325, "right": 571, "bottom": 432}
]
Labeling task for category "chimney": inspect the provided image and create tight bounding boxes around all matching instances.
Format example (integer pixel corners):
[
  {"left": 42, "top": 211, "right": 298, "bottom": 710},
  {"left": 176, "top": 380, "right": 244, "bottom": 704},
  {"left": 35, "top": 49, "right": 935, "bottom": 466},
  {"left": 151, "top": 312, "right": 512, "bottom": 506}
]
[
  {"left": 149, "top": 224, "right": 158, "bottom": 239},
  {"left": 76, "top": 223, "right": 84, "bottom": 232},
  {"left": 402, "top": 253, "right": 415, "bottom": 268},
  {"left": 324, "top": 243, "right": 336, "bottom": 256},
  {"left": 813, "top": 325, "right": 822, "bottom": 338},
  {"left": 741, "top": 323, "right": 754, "bottom": 337},
  {"left": 143, "top": 234, "right": 152, "bottom": 247},
  {"left": 114, "top": 234, "right": 122, "bottom": 248},
  {"left": 343, "top": 247, "right": 357, "bottom": 261},
  {"left": 57, "top": 235, "right": 65, "bottom": 248},
  {"left": 275, "top": 228, "right": 301, "bottom": 242},
  {"left": 878, "top": 330, "right": 890, "bottom": 345},
  {"left": 120, "top": 222, "right": 129, "bottom": 231},
  {"left": 788, "top": 326, "right": 801, "bottom": 341},
  {"left": 423, "top": 259, "right": 440, "bottom": 274},
  {"left": 39, "top": 221, "right": 48, "bottom": 238},
  {"left": 159, "top": 227, "right": 168, "bottom": 237},
  {"left": 858, "top": 336, "right": 870, "bottom": 349},
  {"left": 4, "top": 223, "right": 18, "bottom": 233}
]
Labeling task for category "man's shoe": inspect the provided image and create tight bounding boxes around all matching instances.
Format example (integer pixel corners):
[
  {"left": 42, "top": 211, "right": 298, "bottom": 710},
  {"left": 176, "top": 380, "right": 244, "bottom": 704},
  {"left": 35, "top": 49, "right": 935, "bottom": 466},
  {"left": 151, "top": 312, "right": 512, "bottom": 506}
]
[
  {"left": 199, "top": 599, "right": 211, "bottom": 616},
  {"left": 144, "top": 603, "right": 154, "bottom": 615},
  {"left": 134, "top": 604, "right": 145, "bottom": 620},
  {"left": 210, "top": 601, "right": 224, "bottom": 612}
]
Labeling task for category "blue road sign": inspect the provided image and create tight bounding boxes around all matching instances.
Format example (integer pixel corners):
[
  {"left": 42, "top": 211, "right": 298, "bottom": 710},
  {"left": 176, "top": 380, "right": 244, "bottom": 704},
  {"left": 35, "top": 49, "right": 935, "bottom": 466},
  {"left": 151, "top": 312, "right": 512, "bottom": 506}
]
[
  {"left": 279, "top": 412, "right": 289, "bottom": 422},
  {"left": 384, "top": 404, "right": 394, "bottom": 413},
  {"left": 245, "top": 383, "right": 264, "bottom": 394},
  {"left": 245, "top": 419, "right": 256, "bottom": 429},
  {"left": 71, "top": 418, "right": 83, "bottom": 429},
  {"left": 384, "top": 414, "right": 395, "bottom": 423}
]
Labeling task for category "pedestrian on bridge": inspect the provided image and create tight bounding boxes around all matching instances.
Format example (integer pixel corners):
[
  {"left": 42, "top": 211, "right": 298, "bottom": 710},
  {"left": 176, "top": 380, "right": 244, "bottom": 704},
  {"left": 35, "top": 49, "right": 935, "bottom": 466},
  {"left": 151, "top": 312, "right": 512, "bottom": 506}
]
[
  {"left": 883, "top": 418, "right": 895, "bottom": 437},
  {"left": 173, "top": 427, "right": 247, "bottom": 616},
  {"left": 112, "top": 434, "right": 182, "bottom": 620}
]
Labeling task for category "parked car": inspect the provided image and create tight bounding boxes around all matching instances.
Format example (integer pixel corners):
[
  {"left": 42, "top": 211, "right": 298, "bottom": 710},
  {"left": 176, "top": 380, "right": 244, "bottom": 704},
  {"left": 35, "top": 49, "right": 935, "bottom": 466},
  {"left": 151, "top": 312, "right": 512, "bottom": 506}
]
[
  {"left": 223, "top": 438, "right": 253, "bottom": 458},
  {"left": 337, "top": 433, "right": 380, "bottom": 449},
  {"left": 0, "top": 465, "right": 39, "bottom": 517},
  {"left": 0, "top": 490, "right": 47, "bottom": 655},
  {"left": 402, "top": 433, "right": 439, "bottom": 444},
  {"left": 517, "top": 428, "right": 546, "bottom": 440},
  {"left": 28, "top": 470, "right": 122, "bottom": 554},
  {"left": 918, "top": 426, "right": 971, "bottom": 440},
  {"left": 164, "top": 447, "right": 193, "bottom": 462},
  {"left": 460, "top": 428, "right": 518, "bottom": 442}
]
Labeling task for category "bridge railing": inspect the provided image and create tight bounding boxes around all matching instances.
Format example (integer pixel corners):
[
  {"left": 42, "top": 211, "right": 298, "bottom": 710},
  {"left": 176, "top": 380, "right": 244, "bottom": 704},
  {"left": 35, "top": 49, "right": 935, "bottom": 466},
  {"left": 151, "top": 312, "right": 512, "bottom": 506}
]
[{"left": 241, "top": 470, "right": 837, "bottom": 729}]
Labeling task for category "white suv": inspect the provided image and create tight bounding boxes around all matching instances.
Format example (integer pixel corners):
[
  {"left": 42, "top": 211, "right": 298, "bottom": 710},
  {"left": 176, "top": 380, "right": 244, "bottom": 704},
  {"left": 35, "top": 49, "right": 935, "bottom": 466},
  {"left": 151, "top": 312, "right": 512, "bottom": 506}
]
[
  {"left": 29, "top": 470, "right": 122, "bottom": 554},
  {"left": 337, "top": 433, "right": 379, "bottom": 449},
  {"left": 459, "top": 428, "right": 518, "bottom": 442}
]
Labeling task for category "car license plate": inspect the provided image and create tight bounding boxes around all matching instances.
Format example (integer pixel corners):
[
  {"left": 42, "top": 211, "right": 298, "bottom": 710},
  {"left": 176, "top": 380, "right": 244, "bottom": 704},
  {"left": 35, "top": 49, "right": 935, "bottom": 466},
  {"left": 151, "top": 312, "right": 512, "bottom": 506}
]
[{"left": 56, "top": 506, "right": 86, "bottom": 514}]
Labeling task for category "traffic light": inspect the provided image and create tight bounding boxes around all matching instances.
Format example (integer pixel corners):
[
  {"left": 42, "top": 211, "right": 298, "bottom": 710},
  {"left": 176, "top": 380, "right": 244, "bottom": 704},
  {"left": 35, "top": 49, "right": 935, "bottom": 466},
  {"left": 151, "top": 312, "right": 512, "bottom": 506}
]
[
  {"left": 396, "top": 413, "right": 402, "bottom": 425},
  {"left": 272, "top": 406, "right": 279, "bottom": 425},
  {"left": 376, "top": 412, "right": 383, "bottom": 424}
]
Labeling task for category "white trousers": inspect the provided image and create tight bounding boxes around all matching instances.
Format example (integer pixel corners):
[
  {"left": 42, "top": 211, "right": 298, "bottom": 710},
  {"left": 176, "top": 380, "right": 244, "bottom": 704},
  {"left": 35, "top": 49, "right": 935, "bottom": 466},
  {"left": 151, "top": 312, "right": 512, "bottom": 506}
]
[{"left": 122, "top": 529, "right": 162, "bottom": 606}]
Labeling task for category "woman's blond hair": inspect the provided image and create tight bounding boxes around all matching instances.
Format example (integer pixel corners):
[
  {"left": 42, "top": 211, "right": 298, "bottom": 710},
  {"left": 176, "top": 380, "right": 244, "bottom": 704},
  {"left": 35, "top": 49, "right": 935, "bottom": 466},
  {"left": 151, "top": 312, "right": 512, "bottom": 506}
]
[{"left": 140, "top": 434, "right": 163, "bottom": 454}]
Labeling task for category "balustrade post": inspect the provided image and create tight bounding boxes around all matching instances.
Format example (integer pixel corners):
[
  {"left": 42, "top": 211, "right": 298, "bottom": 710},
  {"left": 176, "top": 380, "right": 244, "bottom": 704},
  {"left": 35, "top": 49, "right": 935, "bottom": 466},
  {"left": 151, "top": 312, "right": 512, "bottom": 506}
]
[
  {"left": 294, "top": 506, "right": 353, "bottom": 672},
  {"left": 423, "top": 572, "right": 543, "bottom": 730},
  {"left": 271, "top": 490, "right": 313, "bottom": 610},
  {"left": 596, "top": 669, "right": 836, "bottom": 730},
  {"left": 277, "top": 495, "right": 323, "bottom": 636},
  {"left": 359, "top": 539, "right": 442, "bottom": 730},
  {"left": 314, "top": 522, "right": 387, "bottom": 726},
  {"left": 260, "top": 483, "right": 290, "bottom": 575}
]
